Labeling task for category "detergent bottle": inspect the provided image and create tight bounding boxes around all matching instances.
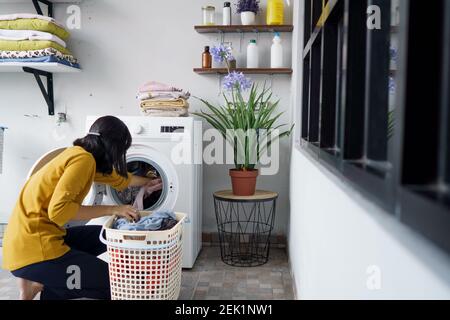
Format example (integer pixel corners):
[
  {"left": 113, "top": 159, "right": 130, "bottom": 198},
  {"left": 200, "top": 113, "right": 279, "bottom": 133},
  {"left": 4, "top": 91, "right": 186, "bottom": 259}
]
[
  {"left": 267, "top": 0, "right": 284, "bottom": 25},
  {"left": 271, "top": 32, "right": 283, "bottom": 68}
]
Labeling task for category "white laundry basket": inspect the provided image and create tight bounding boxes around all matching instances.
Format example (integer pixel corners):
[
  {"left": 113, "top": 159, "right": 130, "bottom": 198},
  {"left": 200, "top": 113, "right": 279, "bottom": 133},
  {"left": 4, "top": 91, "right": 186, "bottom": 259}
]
[{"left": 99, "top": 212, "right": 186, "bottom": 300}]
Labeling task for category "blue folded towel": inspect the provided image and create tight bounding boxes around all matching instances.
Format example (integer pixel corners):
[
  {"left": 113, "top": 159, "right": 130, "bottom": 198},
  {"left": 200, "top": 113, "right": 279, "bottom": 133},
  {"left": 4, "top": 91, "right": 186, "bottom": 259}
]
[{"left": 113, "top": 210, "right": 177, "bottom": 231}]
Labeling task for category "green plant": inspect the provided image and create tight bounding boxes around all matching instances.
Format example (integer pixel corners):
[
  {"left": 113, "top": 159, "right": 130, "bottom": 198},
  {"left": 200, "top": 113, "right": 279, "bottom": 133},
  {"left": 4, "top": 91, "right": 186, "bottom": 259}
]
[{"left": 194, "top": 84, "right": 293, "bottom": 171}]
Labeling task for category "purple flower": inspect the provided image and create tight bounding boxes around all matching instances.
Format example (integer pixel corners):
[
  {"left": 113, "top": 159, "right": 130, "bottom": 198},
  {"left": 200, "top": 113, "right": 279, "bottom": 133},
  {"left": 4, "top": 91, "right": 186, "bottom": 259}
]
[
  {"left": 210, "top": 44, "right": 234, "bottom": 63},
  {"left": 236, "top": 0, "right": 260, "bottom": 14},
  {"left": 223, "top": 72, "right": 253, "bottom": 91}
]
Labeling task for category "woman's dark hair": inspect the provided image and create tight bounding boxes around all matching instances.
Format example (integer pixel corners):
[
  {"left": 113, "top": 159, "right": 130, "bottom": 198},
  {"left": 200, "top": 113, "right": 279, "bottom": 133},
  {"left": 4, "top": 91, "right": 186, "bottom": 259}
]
[{"left": 74, "top": 116, "right": 132, "bottom": 177}]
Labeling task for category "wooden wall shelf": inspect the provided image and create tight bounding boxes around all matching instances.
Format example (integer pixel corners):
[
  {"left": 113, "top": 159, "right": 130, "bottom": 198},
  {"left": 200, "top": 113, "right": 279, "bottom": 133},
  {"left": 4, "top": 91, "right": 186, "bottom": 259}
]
[
  {"left": 194, "top": 68, "right": 293, "bottom": 75},
  {"left": 195, "top": 25, "right": 294, "bottom": 34}
]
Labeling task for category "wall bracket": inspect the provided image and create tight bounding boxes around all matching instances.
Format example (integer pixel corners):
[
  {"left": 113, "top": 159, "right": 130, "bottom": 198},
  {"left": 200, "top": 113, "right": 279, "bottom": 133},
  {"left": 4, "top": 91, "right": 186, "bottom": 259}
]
[
  {"left": 32, "top": 0, "right": 54, "bottom": 17},
  {"left": 26, "top": 1, "right": 55, "bottom": 115},
  {"left": 23, "top": 67, "right": 55, "bottom": 116}
]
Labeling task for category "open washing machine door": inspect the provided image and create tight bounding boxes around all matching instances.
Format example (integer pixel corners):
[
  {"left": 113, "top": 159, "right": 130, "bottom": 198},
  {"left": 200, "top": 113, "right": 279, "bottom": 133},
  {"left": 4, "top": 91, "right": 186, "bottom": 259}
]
[{"left": 86, "top": 144, "right": 179, "bottom": 226}]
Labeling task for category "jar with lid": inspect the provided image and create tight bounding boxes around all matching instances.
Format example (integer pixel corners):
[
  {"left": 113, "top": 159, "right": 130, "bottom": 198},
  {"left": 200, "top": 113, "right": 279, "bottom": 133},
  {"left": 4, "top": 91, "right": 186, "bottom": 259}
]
[{"left": 202, "top": 6, "right": 216, "bottom": 25}]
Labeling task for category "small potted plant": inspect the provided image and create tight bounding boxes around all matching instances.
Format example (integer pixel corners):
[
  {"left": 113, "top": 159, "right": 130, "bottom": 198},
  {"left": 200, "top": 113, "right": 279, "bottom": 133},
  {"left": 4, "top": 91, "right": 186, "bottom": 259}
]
[
  {"left": 194, "top": 45, "right": 293, "bottom": 196},
  {"left": 237, "top": 0, "right": 260, "bottom": 25}
]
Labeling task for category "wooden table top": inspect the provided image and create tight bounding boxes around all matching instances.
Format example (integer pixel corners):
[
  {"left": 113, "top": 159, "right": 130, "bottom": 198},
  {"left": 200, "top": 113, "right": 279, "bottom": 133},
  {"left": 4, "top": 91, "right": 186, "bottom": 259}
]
[{"left": 213, "top": 190, "right": 278, "bottom": 201}]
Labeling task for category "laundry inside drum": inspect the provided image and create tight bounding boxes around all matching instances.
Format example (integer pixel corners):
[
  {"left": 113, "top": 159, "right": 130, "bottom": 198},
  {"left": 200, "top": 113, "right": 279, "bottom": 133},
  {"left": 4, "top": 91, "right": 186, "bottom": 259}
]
[{"left": 114, "top": 160, "right": 165, "bottom": 211}]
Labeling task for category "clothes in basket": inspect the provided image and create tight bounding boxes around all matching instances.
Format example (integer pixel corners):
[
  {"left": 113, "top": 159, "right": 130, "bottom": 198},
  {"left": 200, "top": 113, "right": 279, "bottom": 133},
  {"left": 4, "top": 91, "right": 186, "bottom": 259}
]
[{"left": 113, "top": 210, "right": 177, "bottom": 231}]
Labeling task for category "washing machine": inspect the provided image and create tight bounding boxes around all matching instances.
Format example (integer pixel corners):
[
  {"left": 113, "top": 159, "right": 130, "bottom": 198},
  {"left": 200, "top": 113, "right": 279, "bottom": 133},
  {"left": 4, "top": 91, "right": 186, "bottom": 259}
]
[{"left": 83, "top": 116, "right": 203, "bottom": 268}]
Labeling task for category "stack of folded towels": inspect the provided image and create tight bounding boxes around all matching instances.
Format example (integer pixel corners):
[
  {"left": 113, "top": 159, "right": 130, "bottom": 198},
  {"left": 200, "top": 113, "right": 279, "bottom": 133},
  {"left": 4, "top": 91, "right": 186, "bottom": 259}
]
[
  {"left": 0, "top": 13, "right": 79, "bottom": 68},
  {"left": 137, "top": 81, "right": 190, "bottom": 117}
]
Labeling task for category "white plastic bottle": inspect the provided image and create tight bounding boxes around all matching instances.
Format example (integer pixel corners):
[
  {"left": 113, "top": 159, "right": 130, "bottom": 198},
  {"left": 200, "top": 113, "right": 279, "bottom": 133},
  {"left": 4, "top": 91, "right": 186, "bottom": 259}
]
[
  {"left": 271, "top": 32, "right": 284, "bottom": 68},
  {"left": 223, "top": 2, "right": 231, "bottom": 25},
  {"left": 247, "top": 39, "right": 259, "bottom": 68}
]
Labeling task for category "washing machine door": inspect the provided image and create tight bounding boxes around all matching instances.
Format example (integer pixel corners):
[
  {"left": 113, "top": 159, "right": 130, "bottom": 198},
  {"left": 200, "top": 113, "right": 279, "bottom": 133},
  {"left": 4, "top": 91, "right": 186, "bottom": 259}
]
[
  {"left": 85, "top": 144, "right": 179, "bottom": 213},
  {"left": 27, "top": 147, "right": 66, "bottom": 179}
]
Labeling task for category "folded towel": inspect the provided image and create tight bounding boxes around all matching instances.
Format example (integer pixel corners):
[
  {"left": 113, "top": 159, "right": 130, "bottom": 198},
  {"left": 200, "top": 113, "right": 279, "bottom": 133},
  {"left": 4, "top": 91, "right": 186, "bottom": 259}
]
[
  {"left": 0, "top": 55, "right": 80, "bottom": 69},
  {"left": 141, "top": 109, "right": 189, "bottom": 117},
  {"left": 139, "top": 81, "right": 185, "bottom": 93},
  {"left": 0, "top": 39, "right": 72, "bottom": 56},
  {"left": 0, "top": 16, "right": 70, "bottom": 40},
  {"left": 0, "top": 13, "right": 65, "bottom": 28},
  {"left": 0, "top": 47, "right": 78, "bottom": 64},
  {"left": 0, "top": 29, "right": 66, "bottom": 48},
  {"left": 113, "top": 210, "right": 177, "bottom": 231},
  {"left": 137, "top": 91, "right": 190, "bottom": 101},
  {"left": 140, "top": 98, "right": 189, "bottom": 109}
]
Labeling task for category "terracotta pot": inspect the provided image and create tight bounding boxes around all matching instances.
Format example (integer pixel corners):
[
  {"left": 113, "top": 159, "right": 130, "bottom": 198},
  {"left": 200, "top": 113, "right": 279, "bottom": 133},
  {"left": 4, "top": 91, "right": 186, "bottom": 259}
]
[{"left": 229, "top": 169, "right": 259, "bottom": 196}]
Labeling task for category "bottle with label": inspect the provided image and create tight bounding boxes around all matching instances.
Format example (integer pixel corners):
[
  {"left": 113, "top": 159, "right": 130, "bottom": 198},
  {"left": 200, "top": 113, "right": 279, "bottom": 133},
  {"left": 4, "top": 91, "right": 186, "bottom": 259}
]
[
  {"left": 247, "top": 40, "right": 259, "bottom": 68},
  {"left": 202, "top": 46, "right": 212, "bottom": 68},
  {"left": 223, "top": 2, "right": 232, "bottom": 25},
  {"left": 271, "top": 32, "right": 283, "bottom": 68},
  {"left": 267, "top": 0, "right": 284, "bottom": 25}
]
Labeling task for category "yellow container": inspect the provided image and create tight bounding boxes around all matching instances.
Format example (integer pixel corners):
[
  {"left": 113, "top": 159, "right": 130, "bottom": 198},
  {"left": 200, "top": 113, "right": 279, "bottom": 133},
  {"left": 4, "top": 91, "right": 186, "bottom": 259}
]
[{"left": 267, "top": 0, "right": 284, "bottom": 25}]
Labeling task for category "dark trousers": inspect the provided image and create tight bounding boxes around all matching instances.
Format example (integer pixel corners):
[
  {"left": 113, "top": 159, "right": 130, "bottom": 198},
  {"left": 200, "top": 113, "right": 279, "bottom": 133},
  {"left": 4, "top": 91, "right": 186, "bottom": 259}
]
[{"left": 12, "top": 225, "right": 110, "bottom": 300}]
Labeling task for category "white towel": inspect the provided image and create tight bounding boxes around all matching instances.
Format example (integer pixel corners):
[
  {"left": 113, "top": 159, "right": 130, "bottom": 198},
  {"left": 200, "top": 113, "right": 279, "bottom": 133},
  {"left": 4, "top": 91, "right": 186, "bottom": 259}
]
[
  {"left": 0, "top": 13, "right": 66, "bottom": 29},
  {"left": 137, "top": 91, "right": 190, "bottom": 101},
  {"left": 0, "top": 29, "right": 66, "bottom": 48}
]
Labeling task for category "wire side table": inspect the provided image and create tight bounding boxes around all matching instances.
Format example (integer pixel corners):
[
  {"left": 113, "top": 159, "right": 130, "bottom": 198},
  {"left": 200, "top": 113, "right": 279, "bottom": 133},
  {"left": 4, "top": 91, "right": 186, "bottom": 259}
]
[{"left": 213, "top": 190, "right": 278, "bottom": 267}]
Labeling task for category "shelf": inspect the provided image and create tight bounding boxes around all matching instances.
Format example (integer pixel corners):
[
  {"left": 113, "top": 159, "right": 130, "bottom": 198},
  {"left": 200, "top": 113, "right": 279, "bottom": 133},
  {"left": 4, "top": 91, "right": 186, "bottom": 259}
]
[
  {"left": 195, "top": 25, "right": 294, "bottom": 34},
  {"left": 0, "top": 0, "right": 82, "bottom": 3},
  {"left": 194, "top": 68, "right": 293, "bottom": 75},
  {"left": 0, "top": 62, "right": 80, "bottom": 73}
]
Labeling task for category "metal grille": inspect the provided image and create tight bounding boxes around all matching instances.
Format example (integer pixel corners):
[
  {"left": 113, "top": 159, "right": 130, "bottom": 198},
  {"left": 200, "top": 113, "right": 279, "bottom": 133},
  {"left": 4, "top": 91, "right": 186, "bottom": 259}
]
[{"left": 213, "top": 196, "right": 277, "bottom": 267}]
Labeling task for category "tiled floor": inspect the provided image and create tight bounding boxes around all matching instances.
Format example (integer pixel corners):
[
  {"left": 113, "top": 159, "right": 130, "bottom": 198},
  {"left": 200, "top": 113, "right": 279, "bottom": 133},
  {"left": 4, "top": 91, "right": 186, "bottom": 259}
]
[{"left": 0, "top": 246, "right": 294, "bottom": 300}]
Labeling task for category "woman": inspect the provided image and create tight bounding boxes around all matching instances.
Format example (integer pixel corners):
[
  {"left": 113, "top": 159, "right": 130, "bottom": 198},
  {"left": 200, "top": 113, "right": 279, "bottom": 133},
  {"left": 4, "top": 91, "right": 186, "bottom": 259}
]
[{"left": 2, "top": 116, "right": 162, "bottom": 300}]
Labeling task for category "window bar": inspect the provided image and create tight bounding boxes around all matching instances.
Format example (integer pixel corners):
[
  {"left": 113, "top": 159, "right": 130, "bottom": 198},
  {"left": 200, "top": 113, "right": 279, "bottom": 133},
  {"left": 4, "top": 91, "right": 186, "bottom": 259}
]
[
  {"left": 301, "top": 56, "right": 311, "bottom": 140},
  {"left": 342, "top": 0, "right": 367, "bottom": 160},
  {"left": 320, "top": 12, "right": 339, "bottom": 150},
  {"left": 309, "top": 36, "right": 322, "bottom": 143},
  {"left": 364, "top": 0, "right": 391, "bottom": 162},
  {"left": 439, "top": 0, "right": 450, "bottom": 187}
]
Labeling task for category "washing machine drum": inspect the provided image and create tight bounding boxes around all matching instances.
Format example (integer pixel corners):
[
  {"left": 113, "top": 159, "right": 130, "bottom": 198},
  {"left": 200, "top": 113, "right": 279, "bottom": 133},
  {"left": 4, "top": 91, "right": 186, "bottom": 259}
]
[{"left": 84, "top": 145, "right": 179, "bottom": 212}]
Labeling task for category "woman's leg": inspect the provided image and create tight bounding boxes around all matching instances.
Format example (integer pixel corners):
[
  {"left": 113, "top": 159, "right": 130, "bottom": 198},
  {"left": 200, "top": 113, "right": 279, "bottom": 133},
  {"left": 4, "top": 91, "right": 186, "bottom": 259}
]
[
  {"left": 12, "top": 249, "right": 110, "bottom": 300},
  {"left": 64, "top": 225, "right": 106, "bottom": 256}
]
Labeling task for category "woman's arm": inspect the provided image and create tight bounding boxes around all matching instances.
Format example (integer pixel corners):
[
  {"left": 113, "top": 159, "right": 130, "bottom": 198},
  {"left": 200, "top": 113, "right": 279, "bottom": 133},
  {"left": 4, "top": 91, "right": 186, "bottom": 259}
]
[
  {"left": 74, "top": 205, "right": 140, "bottom": 222},
  {"left": 129, "top": 175, "right": 161, "bottom": 187}
]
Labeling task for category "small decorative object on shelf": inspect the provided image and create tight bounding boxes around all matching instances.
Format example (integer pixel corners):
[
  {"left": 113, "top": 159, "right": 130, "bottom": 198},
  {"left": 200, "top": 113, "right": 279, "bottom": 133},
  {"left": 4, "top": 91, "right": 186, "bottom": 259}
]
[
  {"left": 267, "top": 0, "right": 285, "bottom": 25},
  {"left": 194, "top": 44, "right": 293, "bottom": 196},
  {"left": 223, "top": 2, "right": 232, "bottom": 25},
  {"left": 237, "top": 0, "right": 260, "bottom": 25},
  {"left": 202, "top": 5, "right": 216, "bottom": 25},
  {"left": 213, "top": 190, "right": 278, "bottom": 267},
  {"left": 202, "top": 46, "right": 212, "bottom": 68},
  {"left": 228, "top": 57, "right": 237, "bottom": 70}
]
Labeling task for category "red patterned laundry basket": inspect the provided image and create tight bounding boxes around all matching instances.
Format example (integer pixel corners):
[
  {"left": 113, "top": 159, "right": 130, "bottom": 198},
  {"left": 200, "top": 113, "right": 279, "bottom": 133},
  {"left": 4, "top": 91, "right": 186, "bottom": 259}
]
[{"left": 99, "top": 212, "right": 186, "bottom": 300}]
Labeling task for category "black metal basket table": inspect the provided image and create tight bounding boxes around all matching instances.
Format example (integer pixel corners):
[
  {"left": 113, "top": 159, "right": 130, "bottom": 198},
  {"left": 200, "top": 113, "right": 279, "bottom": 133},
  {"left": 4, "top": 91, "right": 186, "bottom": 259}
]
[{"left": 213, "top": 190, "right": 278, "bottom": 267}]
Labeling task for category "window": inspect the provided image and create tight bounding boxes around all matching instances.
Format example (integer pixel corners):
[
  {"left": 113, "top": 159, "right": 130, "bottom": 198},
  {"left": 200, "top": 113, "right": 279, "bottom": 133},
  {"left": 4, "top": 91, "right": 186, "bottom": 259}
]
[{"left": 300, "top": 0, "right": 450, "bottom": 252}]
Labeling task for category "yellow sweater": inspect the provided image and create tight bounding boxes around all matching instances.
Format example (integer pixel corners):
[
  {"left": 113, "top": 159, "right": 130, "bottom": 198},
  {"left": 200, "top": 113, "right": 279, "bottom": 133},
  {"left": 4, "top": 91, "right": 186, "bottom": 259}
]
[{"left": 2, "top": 146, "right": 131, "bottom": 271}]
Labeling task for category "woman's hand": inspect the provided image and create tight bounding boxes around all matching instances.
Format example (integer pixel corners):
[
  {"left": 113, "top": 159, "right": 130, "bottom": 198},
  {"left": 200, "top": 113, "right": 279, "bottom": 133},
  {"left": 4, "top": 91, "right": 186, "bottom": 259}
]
[
  {"left": 144, "top": 178, "right": 163, "bottom": 194},
  {"left": 112, "top": 205, "right": 141, "bottom": 222}
]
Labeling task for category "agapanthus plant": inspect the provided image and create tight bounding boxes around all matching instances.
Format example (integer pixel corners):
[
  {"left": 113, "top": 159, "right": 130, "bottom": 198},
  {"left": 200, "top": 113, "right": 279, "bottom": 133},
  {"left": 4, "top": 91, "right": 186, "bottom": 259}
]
[
  {"left": 210, "top": 44, "right": 234, "bottom": 65},
  {"left": 236, "top": 0, "right": 260, "bottom": 14},
  {"left": 223, "top": 71, "right": 252, "bottom": 91}
]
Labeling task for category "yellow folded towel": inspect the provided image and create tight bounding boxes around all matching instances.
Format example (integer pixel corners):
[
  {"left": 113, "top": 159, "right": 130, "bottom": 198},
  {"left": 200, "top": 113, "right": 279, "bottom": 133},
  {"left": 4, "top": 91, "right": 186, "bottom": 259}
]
[{"left": 140, "top": 98, "right": 189, "bottom": 109}]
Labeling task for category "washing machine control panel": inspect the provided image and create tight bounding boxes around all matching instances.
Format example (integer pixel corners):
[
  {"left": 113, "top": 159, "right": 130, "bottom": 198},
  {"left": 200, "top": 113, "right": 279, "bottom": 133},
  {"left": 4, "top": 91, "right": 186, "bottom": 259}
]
[{"left": 160, "top": 126, "right": 185, "bottom": 133}]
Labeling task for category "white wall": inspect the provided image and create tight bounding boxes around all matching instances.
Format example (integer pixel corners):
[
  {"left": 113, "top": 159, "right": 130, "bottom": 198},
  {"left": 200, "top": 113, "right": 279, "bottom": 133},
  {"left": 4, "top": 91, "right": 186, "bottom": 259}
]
[
  {"left": 289, "top": 0, "right": 450, "bottom": 299},
  {"left": 0, "top": 0, "right": 294, "bottom": 235}
]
